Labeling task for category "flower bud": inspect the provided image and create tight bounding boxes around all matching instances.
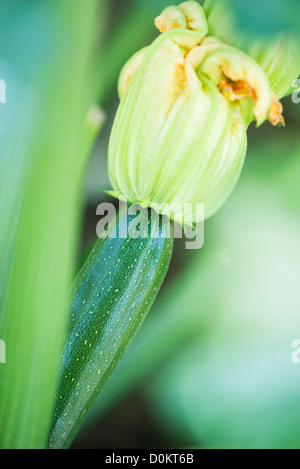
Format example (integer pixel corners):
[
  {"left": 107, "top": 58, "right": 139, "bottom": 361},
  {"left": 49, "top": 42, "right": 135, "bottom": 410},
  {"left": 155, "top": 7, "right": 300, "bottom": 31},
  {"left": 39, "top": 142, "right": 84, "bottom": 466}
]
[
  {"left": 155, "top": 2, "right": 208, "bottom": 35},
  {"left": 107, "top": 1, "right": 291, "bottom": 224}
]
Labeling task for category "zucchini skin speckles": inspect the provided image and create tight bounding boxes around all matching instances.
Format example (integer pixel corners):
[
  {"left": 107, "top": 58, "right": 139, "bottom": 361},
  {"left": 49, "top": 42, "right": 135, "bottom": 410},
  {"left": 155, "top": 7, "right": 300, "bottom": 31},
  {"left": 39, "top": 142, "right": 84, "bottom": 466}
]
[{"left": 49, "top": 208, "right": 174, "bottom": 449}]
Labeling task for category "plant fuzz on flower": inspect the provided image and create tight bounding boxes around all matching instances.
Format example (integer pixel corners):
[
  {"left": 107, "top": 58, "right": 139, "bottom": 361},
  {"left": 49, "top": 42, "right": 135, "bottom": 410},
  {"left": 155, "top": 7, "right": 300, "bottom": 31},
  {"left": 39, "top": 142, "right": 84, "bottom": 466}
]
[{"left": 108, "top": 1, "right": 300, "bottom": 225}]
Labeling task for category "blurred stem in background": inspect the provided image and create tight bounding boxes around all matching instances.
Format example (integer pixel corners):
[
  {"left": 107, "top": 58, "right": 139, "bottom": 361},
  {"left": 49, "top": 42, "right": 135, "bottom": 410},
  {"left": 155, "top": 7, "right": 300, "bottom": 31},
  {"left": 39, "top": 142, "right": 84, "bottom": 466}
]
[{"left": 0, "top": 0, "right": 105, "bottom": 449}]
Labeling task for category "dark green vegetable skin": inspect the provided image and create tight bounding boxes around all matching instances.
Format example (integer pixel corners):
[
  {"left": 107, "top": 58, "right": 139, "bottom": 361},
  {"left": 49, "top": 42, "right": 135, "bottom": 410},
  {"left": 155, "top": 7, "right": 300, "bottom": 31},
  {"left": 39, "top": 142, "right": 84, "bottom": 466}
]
[{"left": 48, "top": 208, "right": 174, "bottom": 449}]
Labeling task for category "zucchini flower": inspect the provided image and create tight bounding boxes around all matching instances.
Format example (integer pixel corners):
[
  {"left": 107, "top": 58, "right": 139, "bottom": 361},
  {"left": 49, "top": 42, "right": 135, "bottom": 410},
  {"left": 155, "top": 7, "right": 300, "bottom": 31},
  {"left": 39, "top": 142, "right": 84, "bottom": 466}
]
[{"left": 108, "top": 1, "right": 298, "bottom": 225}]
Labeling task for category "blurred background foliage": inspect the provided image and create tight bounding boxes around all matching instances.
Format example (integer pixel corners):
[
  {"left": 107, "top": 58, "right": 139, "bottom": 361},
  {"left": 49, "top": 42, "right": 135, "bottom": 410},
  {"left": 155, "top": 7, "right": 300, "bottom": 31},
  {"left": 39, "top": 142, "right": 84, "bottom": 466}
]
[
  {"left": 228, "top": 0, "right": 300, "bottom": 36},
  {"left": 0, "top": 0, "right": 103, "bottom": 449},
  {"left": 1, "top": 0, "right": 300, "bottom": 449}
]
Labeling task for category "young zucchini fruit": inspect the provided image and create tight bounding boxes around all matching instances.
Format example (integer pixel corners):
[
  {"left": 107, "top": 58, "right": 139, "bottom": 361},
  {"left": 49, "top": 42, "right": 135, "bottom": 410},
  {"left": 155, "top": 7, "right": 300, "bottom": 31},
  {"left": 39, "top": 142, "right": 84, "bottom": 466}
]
[{"left": 48, "top": 207, "right": 174, "bottom": 449}]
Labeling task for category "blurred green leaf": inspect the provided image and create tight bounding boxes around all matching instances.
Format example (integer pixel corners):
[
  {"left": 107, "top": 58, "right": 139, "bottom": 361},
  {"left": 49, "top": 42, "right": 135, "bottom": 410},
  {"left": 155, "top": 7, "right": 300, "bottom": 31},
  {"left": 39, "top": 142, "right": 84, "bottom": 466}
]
[
  {"left": 228, "top": 0, "right": 300, "bottom": 36},
  {"left": 205, "top": 0, "right": 300, "bottom": 37},
  {"left": 0, "top": 0, "right": 103, "bottom": 449}
]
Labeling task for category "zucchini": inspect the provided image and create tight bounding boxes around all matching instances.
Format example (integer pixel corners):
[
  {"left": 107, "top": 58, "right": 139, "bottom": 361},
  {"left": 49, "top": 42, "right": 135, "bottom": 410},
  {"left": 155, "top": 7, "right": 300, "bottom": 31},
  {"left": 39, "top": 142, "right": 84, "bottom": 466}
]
[{"left": 48, "top": 207, "right": 173, "bottom": 448}]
